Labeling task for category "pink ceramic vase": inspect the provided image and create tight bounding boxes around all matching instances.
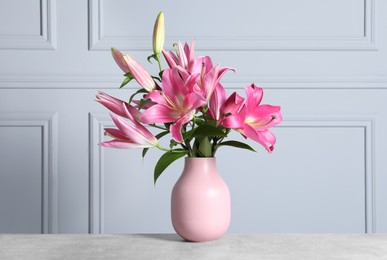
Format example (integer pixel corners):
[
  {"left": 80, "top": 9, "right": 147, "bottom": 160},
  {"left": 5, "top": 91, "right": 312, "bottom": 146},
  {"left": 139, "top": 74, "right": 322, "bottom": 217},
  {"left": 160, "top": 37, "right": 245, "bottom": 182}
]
[{"left": 171, "top": 157, "right": 231, "bottom": 242}]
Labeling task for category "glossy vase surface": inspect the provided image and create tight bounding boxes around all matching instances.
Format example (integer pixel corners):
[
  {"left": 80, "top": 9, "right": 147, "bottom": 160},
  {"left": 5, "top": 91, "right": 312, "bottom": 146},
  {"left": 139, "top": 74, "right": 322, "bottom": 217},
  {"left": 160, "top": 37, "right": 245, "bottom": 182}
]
[{"left": 171, "top": 157, "right": 230, "bottom": 242}]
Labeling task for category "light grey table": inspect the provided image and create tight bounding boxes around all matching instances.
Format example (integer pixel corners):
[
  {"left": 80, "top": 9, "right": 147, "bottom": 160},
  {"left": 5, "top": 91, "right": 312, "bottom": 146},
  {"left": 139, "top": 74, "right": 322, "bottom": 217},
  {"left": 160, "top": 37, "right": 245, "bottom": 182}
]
[{"left": 1, "top": 234, "right": 387, "bottom": 260}]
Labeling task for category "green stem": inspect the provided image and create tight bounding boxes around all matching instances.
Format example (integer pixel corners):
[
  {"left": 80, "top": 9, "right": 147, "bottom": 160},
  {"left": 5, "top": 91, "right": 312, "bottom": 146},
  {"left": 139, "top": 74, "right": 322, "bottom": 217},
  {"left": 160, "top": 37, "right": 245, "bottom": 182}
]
[
  {"left": 191, "top": 116, "right": 196, "bottom": 130},
  {"left": 149, "top": 124, "right": 167, "bottom": 130},
  {"left": 156, "top": 144, "right": 170, "bottom": 152},
  {"left": 212, "top": 137, "right": 218, "bottom": 156},
  {"left": 184, "top": 139, "right": 193, "bottom": 157},
  {"left": 155, "top": 54, "right": 163, "bottom": 73}
]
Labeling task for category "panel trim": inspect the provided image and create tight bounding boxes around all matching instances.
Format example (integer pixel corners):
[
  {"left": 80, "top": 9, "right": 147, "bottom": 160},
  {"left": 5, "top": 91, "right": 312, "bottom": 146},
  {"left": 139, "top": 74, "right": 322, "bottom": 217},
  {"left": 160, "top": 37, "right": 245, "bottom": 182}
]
[
  {"left": 89, "top": 113, "right": 376, "bottom": 233},
  {"left": 279, "top": 116, "right": 376, "bottom": 233},
  {"left": 88, "top": 113, "right": 107, "bottom": 233},
  {"left": 0, "top": 0, "right": 57, "bottom": 50},
  {"left": 1, "top": 74, "right": 387, "bottom": 89},
  {"left": 88, "top": 0, "right": 376, "bottom": 51},
  {"left": 0, "top": 114, "right": 59, "bottom": 233}
]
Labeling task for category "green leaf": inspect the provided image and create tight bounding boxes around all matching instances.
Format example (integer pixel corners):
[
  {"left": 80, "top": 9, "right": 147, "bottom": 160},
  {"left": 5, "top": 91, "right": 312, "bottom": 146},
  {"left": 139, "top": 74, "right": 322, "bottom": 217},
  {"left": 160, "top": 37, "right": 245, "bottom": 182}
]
[
  {"left": 191, "top": 125, "right": 227, "bottom": 138},
  {"left": 138, "top": 98, "right": 151, "bottom": 110},
  {"left": 170, "top": 148, "right": 187, "bottom": 153},
  {"left": 128, "top": 88, "right": 148, "bottom": 104},
  {"left": 216, "top": 140, "right": 256, "bottom": 153},
  {"left": 154, "top": 150, "right": 188, "bottom": 185},
  {"left": 193, "top": 117, "right": 206, "bottom": 125},
  {"left": 191, "top": 138, "right": 199, "bottom": 157},
  {"left": 182, "top": 129, "right": 194, "bottom": 140},
  {"left": 151, "top": 76, "right": 162, "bottom": 82},
  {"left": 119, "top": 75, "right": 133, "bottom": 89},
  {"left": 147, "top": 54, "right": 158, "bottom": 64},
  {"left": 142, "top": 148, "right": 149, "bottom": 158},
  {"left": 198, "top": 137, "right": 212, "bottom": 157},
  {"left": 169, "top": 139, "right": 179, "bottom": 149},
  {"left": 155, "top": 131, "right": 169, "bottom": 140},
  {"left": 158, "top": 70, "right": 164, "bottom": 79}
]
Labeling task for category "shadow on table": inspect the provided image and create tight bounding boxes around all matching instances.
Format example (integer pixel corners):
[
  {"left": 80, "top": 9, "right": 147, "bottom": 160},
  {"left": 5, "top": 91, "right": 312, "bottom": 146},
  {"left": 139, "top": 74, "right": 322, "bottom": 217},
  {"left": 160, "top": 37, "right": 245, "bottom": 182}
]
[{"left": 135, "top": 234, "right": 185, "bottom": 242}]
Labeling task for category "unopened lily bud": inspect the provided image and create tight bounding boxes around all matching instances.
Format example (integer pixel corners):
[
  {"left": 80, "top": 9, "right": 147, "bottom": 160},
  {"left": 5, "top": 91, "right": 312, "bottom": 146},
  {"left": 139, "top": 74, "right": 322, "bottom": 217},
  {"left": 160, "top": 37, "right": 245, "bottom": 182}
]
[
  {"left": 111, "top": 48, "right": 130, "bottom": 73},
  {"left": 123, "top": 54, "right": 156, "bottom": 92},
  {"left": 152, "top": 11, "right": 165, "bottom": 55}
]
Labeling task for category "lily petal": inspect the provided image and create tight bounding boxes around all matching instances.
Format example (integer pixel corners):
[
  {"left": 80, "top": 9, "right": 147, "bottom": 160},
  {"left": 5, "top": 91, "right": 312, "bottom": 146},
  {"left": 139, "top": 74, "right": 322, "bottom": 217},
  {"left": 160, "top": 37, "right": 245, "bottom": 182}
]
[
  {"left": 96, "top": 91, "right": 130, "bottom": 118},
  {"left": 104, "top": 128, "right": 128, "bottom": 140},
  {"left": 177, "top": 41, "right": 188, "bottom": 69},
  {"left": 221, "top": 92, "right": 245, "bottom": 116},
  {"left": 183, "top": 92, "right": 206, "bottom": 111},
  {"left": 240, "top": 125, "right": 274, "bottom": 153},
  {"left": 146, "top": 90, "right": 168, "bottom": 106},
  {"left": 170, "top": 111, "right": 194, "bottom": 142},
  {"left": 208, "top": 83, "right": 227, "bottom": 120},
  {"left": 162, "top": 50, "right": 178, "bottom": 68},
  {"left": 111, "top": 48, "right": 130, "bottom": 73},
  {"left": 100, "top": 140, "right": 152, "bottom": 149},
  {"left": 222, "top": 114, "right": 244, "bottom": 129},
  {"left": 110, "top": 112, "right": 156, "bottom": 146},
  {"left": 185, "top": 40, "right": 195, "bottom": 73},
  {"left": 141, "top": 104, "right": 181, "bottom": 124},
  {"left": 121, "top": 104, "right": 157, "bottom": 143},
  {"left": 245, "top": 84, "right": 263, "bottom": 111}
]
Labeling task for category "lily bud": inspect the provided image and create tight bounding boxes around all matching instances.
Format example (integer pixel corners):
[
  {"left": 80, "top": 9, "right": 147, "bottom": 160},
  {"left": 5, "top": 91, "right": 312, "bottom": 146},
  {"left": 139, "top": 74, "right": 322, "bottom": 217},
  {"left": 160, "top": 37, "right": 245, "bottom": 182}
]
[
  {"left": 111, "top": 48, "right": 130, "bottom": 73},
  {"left": 123, "top": 54, "right": 156, "bottom": 92},
  {"left": 152, "top": 11, "right": 165, "bottom": 55}
]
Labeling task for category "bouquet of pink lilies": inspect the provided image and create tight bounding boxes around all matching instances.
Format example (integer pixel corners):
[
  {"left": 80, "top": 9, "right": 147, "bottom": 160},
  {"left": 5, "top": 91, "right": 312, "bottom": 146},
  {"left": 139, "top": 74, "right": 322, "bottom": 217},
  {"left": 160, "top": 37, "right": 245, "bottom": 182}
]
[{"left": 96, "top": 12, "right": 282, "bottom": 183}]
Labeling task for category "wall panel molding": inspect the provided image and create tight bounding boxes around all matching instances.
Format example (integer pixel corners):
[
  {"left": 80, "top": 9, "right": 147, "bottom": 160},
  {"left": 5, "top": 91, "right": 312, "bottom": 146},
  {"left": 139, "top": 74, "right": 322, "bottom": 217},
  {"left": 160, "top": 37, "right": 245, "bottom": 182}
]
[
  {"left": 0, "top": 0, "right": 57, "bottom": 50},
  {"left": 1, "top": 73, "right": 387, "bottom": 89},
  {"left": 279, "top": 115, "right": 376, "bottom": 233},
  {"left": 88, "top": 0, "right": 376, "bottom": 51},
  {"left": 88, "top": 113, "right": 376, "bottom": 233},
  {"left": 0, "top": 114, "right": 59, "bottom": 233},
  {"left": 89, "top": 113, "right": 108, "bottom": 234}
]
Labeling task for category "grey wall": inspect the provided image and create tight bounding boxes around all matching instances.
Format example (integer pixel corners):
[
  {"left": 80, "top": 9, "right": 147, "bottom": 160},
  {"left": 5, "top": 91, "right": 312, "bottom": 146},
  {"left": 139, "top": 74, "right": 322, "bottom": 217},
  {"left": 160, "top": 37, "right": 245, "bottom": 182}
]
[{"left": 1, "top": 0, "right": 387, "bottom": 234}]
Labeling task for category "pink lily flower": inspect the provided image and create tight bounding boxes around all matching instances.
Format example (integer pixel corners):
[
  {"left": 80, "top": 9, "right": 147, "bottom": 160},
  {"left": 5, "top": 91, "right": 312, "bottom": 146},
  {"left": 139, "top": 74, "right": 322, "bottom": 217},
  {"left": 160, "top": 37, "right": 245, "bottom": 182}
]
[
  {"left": 111, "top": 48, "right": 130, "bottom": 73},
  {"left": 179, "top": 60, "right": 235, "bottom": 105},
  {"left": 96, "top": 91, "right": 134, "bottom": 119},
  {"left": 123, "top": 54, "right": 157, "bottom": 92},
  {"left": 202, "top": 65, "right": 236, "bottom": 104},
  {"left": 141, "top": 68, "right": 205, "bottom": 142},
  {"left": 100, "top": 104, "right": 158, "bottom": 149},
  {"left": 163, "top": 40, "right": 235, "bottom": 104},
  {"left": 208, "top": 84, "right": 244, "bottom": 124},
  {"left": 188, "top": 56, "right": 235, "bottom": 104},
  {"left": 222, "top": 84, "right": 282, "bottom": 153},
  {"left": 162, "top": 41, "right": 195, "bottom": 73}
]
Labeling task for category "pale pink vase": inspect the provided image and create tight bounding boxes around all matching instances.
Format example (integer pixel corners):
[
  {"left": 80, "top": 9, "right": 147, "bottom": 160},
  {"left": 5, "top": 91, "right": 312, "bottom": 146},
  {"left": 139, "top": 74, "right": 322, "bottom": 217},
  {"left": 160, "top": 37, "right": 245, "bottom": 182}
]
[{"left": 171, "top": 157, "right": 231, "bottom": 242}]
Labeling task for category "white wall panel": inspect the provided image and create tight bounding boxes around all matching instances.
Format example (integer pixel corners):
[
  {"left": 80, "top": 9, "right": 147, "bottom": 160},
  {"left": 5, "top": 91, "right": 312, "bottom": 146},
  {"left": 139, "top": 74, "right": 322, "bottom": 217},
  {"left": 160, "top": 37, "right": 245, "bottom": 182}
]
[
  {"left": 0, "top": 114, "right": 58, "bottom": 233},
  {"left": 89, "top": 0, "right": 375, "bottom": 51},
  {"left": 0, "top": 0, "right": 41, "bottom": 35},
  {"left": 0, "top": 126, "right": 42, "bottom": 233},
  {"left": 0, "top": 0, "right": 56, "bottom": 50}
]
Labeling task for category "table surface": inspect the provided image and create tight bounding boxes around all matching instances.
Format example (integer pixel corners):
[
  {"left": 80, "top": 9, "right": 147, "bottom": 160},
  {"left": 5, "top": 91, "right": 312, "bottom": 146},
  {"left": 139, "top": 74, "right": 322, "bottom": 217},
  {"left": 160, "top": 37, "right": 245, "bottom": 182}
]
[{"left": 1, "top": 234, "right": 387, "bottom": 260}]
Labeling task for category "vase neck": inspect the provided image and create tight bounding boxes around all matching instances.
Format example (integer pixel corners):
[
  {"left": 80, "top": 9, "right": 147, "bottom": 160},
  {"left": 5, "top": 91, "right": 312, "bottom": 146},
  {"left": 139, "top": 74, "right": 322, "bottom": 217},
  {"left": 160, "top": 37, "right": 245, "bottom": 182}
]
[{"left": 183, "top": 157, "right": 218, "bottom": 176}]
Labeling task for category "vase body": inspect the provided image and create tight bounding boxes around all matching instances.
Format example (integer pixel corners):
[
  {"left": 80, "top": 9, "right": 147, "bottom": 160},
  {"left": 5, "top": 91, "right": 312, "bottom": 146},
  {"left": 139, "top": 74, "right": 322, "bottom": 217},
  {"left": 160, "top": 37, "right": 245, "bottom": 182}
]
[{"left": 171, "top": 157, "right": 230, "bottom": 242}]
